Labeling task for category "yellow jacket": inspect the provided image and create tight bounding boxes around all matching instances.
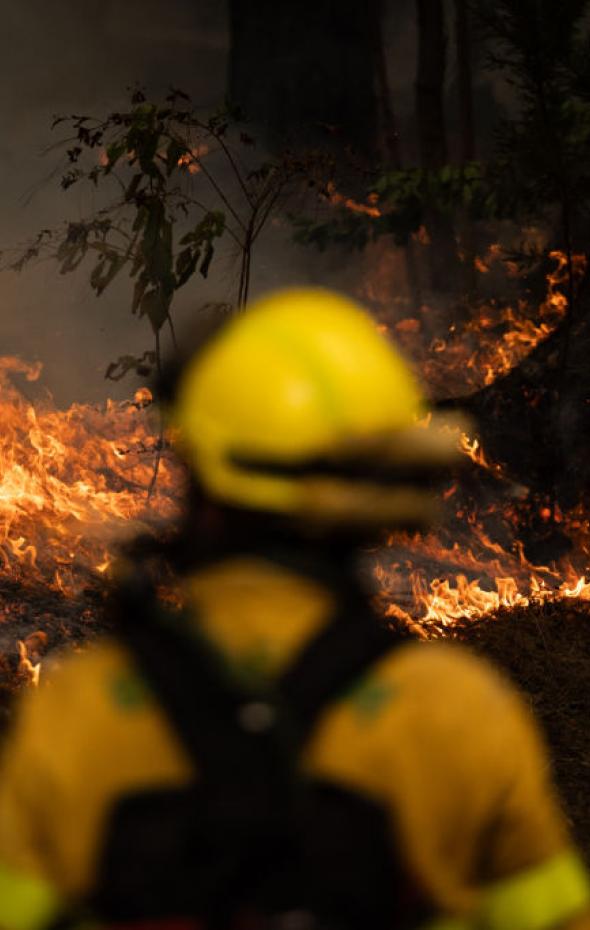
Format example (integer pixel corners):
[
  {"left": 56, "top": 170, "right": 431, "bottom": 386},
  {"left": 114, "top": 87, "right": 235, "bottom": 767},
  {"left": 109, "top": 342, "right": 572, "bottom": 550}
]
[{"left": 0, "top": 556, "right": 587, "bottom": 930}]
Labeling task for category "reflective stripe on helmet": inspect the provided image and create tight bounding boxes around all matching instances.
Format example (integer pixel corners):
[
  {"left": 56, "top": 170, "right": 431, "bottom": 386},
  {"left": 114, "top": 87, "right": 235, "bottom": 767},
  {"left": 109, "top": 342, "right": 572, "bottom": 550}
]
[
  {"left": 424, "top": 849, "right": 590, "bottom": 930},
  {"left": 0, "top": 863, "right": 61, "bottom": 930}
]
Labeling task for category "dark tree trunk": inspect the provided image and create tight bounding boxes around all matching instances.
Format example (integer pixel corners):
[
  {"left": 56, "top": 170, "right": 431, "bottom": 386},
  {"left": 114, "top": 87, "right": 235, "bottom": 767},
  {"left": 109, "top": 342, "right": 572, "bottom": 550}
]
[
  {"left": 228, "top": 0, "right": 380, "bottom": 158},
  {"left": 371, "top": 0, "right": 402, "bottom": 167},
  {"left": 415, "top": 0, "right": 458, "bottom": 293},
  {"left": 415, "top": 0, "right": 448, "bottom": 168},
  {"left": 454, "top": 0, "right": 477, "bottom": 296},
  {"left": 370, "top": 0, "right": 422, "bottom": 309},
  {"left": 454, "top": 0, "right": 475, "bottom": 164}
]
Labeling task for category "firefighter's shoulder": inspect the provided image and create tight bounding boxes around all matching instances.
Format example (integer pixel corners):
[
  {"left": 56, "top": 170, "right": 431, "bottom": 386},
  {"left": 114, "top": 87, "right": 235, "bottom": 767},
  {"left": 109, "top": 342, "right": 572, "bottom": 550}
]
[
  {"left": 303, "top": 639, "right": 586, "bottom": 922},
  {"left": 6, "top": 634, "right": 194, "bottom": 801},
  {"left": 302, "top": 637, "right": 528, "bottom": 790},
  {"left": 0, "top": 637, "right": 193, "bottom": 900}
]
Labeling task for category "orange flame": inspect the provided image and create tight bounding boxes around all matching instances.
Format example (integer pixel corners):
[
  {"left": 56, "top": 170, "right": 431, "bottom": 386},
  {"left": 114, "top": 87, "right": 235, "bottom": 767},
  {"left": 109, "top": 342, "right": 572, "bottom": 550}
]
[
  {"left": 324, "top": 181, "right": 381, "bottom": 218},
  {"left": 3, "top": 244, "right": 589, "bottom": 667},
  {"left": 375, "top": 421, "right": 590, "bottom": 633},
  {"left": 386, "top": 250, "right": 587, "bottom": 399},
  {"left": 0, "top": 357, "right": 180, "bottom": 598}
]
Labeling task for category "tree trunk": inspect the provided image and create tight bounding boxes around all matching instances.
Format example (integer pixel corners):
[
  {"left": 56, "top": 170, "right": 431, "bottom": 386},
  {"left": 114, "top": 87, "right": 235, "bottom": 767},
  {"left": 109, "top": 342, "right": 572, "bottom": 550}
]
[
  {"left": 228, "top": 0, "right": 380, "bottom": 158},
  {"left": 454, "top": 0, "right": 475, "bottom": 164},
  {"left": 370, "top": 0, "right": 423, "bottom": 310},
  {"left": 415, "top": 0, "right": 448, "bottom": 167},
  {"left": 415, "top": 0, "right": 458, "bottom": 293},
  {"left": 454, "top": 0, "right": 477, "bottom": 296},
  {"left": 371, "top": 0, "right": 402, "bottom": 167}
]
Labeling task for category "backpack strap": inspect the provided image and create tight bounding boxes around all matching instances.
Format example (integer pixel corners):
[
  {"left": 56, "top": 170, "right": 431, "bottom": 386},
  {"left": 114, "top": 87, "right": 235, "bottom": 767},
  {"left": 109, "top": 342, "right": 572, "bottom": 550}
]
[
  {"left": 112, "top": 569, "right": 399, "bottom": 767},
  {"left": 107, "top": 570, "right": 403, "bottom": 927},
  {"left": 112, "top": 572, "right": 255, "bottom": 776},
  {"left": 278, "top": 585, "right": 398, "bottom": 744}
]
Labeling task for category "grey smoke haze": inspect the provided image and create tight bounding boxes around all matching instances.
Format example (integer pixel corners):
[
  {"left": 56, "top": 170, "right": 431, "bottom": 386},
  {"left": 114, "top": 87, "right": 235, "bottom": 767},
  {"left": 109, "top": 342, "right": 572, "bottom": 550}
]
[
  {"left": 0, "top": 0, "right": 369, "bottom": 405},
  {"left": 0, "top": 0, "right": 232, "bottom": 405},
  {"left": 0, "top": 1, "right": 506, "bottom": 406}
]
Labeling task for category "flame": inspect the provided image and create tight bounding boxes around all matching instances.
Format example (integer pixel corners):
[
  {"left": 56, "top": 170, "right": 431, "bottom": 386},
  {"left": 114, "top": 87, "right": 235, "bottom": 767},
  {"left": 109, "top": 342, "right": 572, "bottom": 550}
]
[
  {"left": 375, "top": 421, "right": 590, "bottom": 634},
  {"left": 324, "top": 181, "right": 381, "bottom": 218},
  {"left": 17, "top": 641, "right": 41, "bottom": 687},
  {"left": 0, "top": 357, "right": 180, "bottom": 599},
  {"left": 16, "top": 632, "right": 47, "bottom": 687},
  {"left": 1, "top": 244, "right": 588, "bottom": 671},
  {"left": 383, "top": 250, "right": 588, "bottom": 399},
  {"left": 368, "top": 248, "right": 590, "bottom": 633},
  {"left": 563, "top": 576, "right": 590, "bottom": 599},
  {"left": 177, "top": 144, "right": 210, "bottom": 175}
]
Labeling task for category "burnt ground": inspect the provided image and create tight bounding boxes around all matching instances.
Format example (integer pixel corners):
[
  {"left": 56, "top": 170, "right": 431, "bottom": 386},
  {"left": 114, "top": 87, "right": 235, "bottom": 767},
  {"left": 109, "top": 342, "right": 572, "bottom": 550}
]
[
  {"left": 453, "top": 602, "right": 590, "bottom": 858},
  {"left": 0, "top": 581, "right": 589, "bottom": 858},
  {"left": 0, "top": 579, "right": 105, "bottom": 727}
]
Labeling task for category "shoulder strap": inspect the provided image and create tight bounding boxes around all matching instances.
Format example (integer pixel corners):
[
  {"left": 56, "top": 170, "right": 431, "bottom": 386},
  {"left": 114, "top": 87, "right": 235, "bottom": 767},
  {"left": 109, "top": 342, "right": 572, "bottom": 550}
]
[
  {"left": 278, "top": 586, "right": 399, "bottom": 743},
  {"left": 112, "top": 573, "right": 250, "bottom": 775},
  {"left": 112, "top": 570, "right": 400, "bottom": 767}
]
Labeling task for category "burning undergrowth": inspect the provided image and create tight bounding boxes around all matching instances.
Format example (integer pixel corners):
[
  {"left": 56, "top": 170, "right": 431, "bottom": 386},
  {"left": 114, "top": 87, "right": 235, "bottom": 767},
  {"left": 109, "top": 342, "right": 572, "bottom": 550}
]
[
  {"left": 0, "top": 248, "right": 589, "bottom": 703},
  {"left": 0, "top": 355, "right": 182, "bottom": 693},
  {"left": 367, "top": 247, "right": 585, "bottom": 398},
  {"left": 372, "top": 249, "right": 590, "bottom": 634}
]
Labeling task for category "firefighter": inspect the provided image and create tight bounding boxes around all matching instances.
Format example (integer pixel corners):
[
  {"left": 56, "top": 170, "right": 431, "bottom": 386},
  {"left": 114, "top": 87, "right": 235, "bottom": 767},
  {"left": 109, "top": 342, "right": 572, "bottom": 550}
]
[{"left": 0, "top": 287, "right": 587, "bottom": 930}]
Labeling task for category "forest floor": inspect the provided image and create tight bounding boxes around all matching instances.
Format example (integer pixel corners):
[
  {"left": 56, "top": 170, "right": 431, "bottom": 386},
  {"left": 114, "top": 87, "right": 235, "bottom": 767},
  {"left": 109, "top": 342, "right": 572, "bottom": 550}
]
[{"left": 454, "top": 602, "right": 590, "bottom": 859}]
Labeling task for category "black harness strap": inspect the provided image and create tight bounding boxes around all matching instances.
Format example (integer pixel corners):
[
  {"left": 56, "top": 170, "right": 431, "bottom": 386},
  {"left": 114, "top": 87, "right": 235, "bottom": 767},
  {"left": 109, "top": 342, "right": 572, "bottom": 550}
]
[
  {"left": 114, "top": 571, "right": 398, "bottom": 763},
  {"left": 114, "top": 574, "right": 251, "bottom": 774},
  {"left": 278, "top": 587, "right": 398, "bottom": 743},
  {"left": 100, "top": 568, "right": 405, "bottom": 929}
]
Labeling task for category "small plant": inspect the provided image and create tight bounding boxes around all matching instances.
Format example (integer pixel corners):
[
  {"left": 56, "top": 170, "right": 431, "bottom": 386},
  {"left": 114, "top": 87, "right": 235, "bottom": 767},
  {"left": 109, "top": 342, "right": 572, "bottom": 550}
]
[
  {"left": 4, "top": 88, "right": 323, "bottom": 495},
  {"left": 6, "top": 88, "right": 309, "bottom": 384}
]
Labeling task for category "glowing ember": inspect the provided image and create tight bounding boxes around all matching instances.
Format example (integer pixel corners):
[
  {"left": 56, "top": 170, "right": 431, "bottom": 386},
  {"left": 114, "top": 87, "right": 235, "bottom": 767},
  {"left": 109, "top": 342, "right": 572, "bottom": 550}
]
[{"left": 177, "top": 144, "right": 209, "bottom": 174}]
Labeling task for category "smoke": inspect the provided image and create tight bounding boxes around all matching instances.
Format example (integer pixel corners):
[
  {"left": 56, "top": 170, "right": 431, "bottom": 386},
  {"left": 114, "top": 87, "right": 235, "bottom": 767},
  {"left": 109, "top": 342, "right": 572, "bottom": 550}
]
[
  {"left": 0, "top": 1, "right": 510, "bottom": 408},
  {"left": 0, "top": 0, "right": 371, "bottom": 407},
  {"left": 0, "top": 0, "right": 230, "bottom": 406}
]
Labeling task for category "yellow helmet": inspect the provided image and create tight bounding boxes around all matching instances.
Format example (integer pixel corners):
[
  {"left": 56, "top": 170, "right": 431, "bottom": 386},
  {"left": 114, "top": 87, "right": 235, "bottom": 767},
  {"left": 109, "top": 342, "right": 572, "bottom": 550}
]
[{"left": 169, "top": 288, "right": 463, "bottom": 526}]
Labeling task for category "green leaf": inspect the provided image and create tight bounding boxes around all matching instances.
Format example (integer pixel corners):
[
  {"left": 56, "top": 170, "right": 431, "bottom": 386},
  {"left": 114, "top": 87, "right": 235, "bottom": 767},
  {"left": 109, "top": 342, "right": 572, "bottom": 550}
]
[
  {"left": 56, "top": 224, "right": 89, "bottom": 273},
  {"left": 89, "top": 250, "right": 126, "bottom": 296},
  {"left": 140, "top": 288, "right": 169, "bottom": 333},
  {"left": 200, "top": 241, "right": 214, "bottom": 278},
  {"left": 484, "top": 192, "right": 498, "bottom": 217},
  {"left": 132, "top": 205, "right": 148, "bottom": 233},
  {"left": 175, "top": 247, "right": 199, "bottom": 288},
  {"left": 463, "top": 162, "right": 481, "bottom": 181},
  {"left": 141, "top": 200, "right": 164, "bottom": 258}
]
